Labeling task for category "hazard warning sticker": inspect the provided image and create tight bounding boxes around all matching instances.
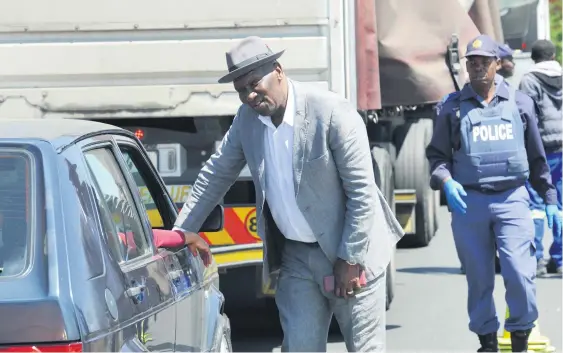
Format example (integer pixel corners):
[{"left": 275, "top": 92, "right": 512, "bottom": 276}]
[{"left": 244, "top": 209, "right": 258, "bottom": 238}]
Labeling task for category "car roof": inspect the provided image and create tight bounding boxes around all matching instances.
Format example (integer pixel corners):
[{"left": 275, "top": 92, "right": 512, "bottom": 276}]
[{"left": 0, "top": 119, "right": 129, "bottom": 149}]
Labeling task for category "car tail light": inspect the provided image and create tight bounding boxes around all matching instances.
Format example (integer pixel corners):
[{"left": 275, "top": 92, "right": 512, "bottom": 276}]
[{"left": 0, "top": 343, "right": 82, "bottom": 352}]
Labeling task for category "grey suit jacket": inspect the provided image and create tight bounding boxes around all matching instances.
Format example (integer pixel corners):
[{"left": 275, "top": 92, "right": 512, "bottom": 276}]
[{"left": 175, "top": 80, "right": 404, "bottom": 284}]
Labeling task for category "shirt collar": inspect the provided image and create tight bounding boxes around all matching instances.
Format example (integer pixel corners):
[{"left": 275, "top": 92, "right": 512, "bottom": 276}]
[
  {"left": 258, "top": 81, "right": 295, "bottom": 129},
  {"left": 460, "top": 74, "right": 510, "bottom": 102}
]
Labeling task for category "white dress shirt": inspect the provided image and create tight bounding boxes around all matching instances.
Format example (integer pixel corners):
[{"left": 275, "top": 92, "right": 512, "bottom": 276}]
[{"left": 258, "top": 82, "right": 316, "bottom": 243}]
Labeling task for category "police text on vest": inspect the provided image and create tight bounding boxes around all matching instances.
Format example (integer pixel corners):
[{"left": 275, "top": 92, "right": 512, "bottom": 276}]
[{"left": 472, "top": 124, "right": 514, "bottom": 142}]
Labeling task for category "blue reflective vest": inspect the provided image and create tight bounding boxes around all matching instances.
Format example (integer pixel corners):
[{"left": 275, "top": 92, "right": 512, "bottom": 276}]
[{"left": 452, "top": 86, "right": 529, "bottom": 187}]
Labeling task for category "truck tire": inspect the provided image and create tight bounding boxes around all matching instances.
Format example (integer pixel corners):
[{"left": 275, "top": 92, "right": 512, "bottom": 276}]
[
  {"left": 371, "top": 146, "right": 396, "bottom": 310},
  {"left": 372, "top": 146, "right": 395, "bottom": 212},
  {"left": 394, "top": 119, "right": 437, "bottom": 248}
]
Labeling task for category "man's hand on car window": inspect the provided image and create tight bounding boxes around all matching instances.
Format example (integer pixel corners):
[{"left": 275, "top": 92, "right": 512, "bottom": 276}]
[{"left": 183, "top": 231, "right": 212, "bottom": 267}]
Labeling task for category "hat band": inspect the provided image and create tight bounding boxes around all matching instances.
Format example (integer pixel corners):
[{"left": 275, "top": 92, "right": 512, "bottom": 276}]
[{"left": 228, "top": 52, "right": 273, "bottom": 72}]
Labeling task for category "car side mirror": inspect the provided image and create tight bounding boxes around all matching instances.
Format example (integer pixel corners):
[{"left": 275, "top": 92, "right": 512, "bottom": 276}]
[
  {"left": 153, "top": 205, "right": 224, "bottom": 249},
  {"left": 200, "top": 204, "right": 224, "bottom": 233}
]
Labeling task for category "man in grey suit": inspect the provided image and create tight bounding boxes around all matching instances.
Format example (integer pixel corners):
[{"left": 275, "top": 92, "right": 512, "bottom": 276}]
[{"left": 174, "top": 36, "right": 404, "bottom": 352}]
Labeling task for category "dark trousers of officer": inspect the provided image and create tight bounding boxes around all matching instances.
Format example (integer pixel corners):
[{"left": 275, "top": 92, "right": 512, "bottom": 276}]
[{"left": 452, "top": 186, "right": 538, "bottom": 335}]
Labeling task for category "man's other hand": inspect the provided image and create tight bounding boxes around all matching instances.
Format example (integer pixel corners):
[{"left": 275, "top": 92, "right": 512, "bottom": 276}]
[{"left": 333, "top": 258, "right": 362, "bottom": 298}]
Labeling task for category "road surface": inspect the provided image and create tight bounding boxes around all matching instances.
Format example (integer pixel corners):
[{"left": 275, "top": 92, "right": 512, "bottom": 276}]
[{"left": 228, "top": 206, "right": 562, "bottom": 352}]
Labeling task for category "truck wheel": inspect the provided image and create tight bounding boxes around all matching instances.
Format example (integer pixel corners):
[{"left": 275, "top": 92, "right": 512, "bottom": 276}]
[
  {"left": 395, "top": 119, "right": 437, "bottom": 248},
  {"left": 433, "top": 189, "right": 440, "bottom": 232},
  {"left": 372, "top": 146, "right": 395, "bottom": 212},
  {"left": 371, "top": 146, "right": 396, "bottom": 310}
]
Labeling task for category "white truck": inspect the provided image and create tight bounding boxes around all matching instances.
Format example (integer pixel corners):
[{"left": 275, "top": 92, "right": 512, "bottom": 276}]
[{"left": 0, "top": 0, "right": 502, "bottom": 312}]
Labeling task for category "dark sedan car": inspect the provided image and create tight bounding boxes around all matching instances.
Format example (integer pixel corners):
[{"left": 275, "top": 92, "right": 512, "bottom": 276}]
[{"left": 0, "top": 119, "right": 231, "bottom": 352}]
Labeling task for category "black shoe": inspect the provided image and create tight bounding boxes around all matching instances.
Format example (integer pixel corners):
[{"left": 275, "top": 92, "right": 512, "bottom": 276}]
[
  {"left": 546, "top": 258, "right": 562, "bottom": 274},
  {"left": 477, "top": 333, "right": 498, "bottom": 352},
  {"left": 510, "top": 329, "right": 531, "bottom": 352}
]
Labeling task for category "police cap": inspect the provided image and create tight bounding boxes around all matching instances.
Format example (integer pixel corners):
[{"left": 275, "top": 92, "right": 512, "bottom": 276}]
[
  {"left": 498, "top": 43, "right": 514, "bottom": 59},
  {"left": 465, "top": 34, "right": 499, "bottom": 59}
]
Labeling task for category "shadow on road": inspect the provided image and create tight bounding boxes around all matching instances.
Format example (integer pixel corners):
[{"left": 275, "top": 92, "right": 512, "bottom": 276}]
[
  {"left": 539, "top": 274, "right": 563, "bottom": 279},
  {"left": 397, "top": 266, "right": 462, "bottom": 275}
]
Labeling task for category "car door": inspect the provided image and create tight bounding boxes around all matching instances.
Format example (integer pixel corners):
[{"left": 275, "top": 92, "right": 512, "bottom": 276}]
[
  {"left": 114, "top": 137, "right": 209, "bottom": 352},
  {"left": 82, "top": 141, "right": 176, "bottom": 352}
]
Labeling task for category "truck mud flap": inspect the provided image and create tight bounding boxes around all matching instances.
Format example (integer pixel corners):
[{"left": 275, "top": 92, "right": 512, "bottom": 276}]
[{"left": 394, "top": 189, "right": 417, "bottom": 235}]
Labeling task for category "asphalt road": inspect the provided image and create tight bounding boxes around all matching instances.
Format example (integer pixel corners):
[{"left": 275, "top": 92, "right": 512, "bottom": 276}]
[{"left": 228, "top": 206, "right": 562, "bottom": 352}]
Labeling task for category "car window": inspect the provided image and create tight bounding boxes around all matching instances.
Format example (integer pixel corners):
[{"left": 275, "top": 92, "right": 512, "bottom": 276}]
[
  {"left": 84, "top": 147, "right": 151, "bottom": 263},
  {"left": 0, "top": 151, "right": 33, "bottom": 277},
  {"left": 121, "top": 150, "right": 165, "bottom": 228}
]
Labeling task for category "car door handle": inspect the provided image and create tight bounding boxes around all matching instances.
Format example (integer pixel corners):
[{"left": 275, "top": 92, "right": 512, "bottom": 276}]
[
  {"left": 125, "top": 284, "right": 146, "bottom": 299},
  {"left": 168, "top": 269, "right": 186, "bottom": 282}
]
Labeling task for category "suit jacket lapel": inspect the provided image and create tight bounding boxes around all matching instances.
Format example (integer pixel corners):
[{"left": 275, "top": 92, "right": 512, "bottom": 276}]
[
  {"left": 291, "top": 80, "right": 309, "bottom": 196},
  {"left": 252, "top": 117, "right": 266, "bottom": 192}
]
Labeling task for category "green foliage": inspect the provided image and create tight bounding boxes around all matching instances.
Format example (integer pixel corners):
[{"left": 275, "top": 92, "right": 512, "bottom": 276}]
[{"left": 550, "top": 0, "right": 562, "bottom": 63}]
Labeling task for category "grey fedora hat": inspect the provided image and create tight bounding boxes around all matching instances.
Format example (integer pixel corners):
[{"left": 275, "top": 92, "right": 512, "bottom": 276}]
[{"left": 218, "top": 36, "right": 285, "bottom": 83}]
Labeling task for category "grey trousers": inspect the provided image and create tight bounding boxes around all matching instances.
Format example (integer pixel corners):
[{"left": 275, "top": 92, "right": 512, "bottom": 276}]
[{"left": 275, "top": 239, "right": 386, "bottom": 352}]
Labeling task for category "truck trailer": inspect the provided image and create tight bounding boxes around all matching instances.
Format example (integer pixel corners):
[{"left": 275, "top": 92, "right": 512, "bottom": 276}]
[{"left": 0, "top": 0, "right": 502, "bottom": 311}]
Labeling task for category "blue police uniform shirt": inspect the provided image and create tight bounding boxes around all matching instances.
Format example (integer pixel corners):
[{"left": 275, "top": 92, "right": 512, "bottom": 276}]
[{"left": 427, "top": 75, "right": 558, "bottom": 205}]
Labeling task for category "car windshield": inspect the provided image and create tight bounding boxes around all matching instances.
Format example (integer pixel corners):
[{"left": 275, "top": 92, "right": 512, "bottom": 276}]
[{"left": 0, "top": 150, "right": 32, "bottom": 278}]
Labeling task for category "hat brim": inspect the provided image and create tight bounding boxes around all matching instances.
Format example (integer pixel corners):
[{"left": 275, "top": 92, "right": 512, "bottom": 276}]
[
  {"left": 217, "top": 50, "right": 285, "bottom": 84},
  {"left": 464, "top": 50, "right": 498, "bottom": 58}
]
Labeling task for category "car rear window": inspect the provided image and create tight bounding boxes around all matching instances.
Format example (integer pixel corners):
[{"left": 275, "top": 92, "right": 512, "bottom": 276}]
[{"left": 0, "top": 151, "right": 33, "bottom": 278}]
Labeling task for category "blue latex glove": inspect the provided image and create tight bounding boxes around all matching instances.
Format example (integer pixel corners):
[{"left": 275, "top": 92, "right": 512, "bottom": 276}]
[
  {"left": 444, "top": 178, "right": 468, "bottom": 214},
  {"left": 546, "top": 204, "right": 562, "bottom": 238}
]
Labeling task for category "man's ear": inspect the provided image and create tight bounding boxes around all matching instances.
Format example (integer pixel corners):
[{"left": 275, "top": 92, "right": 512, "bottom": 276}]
[{"left": 274, "top": 62, "right": 284, "bottom": 80}]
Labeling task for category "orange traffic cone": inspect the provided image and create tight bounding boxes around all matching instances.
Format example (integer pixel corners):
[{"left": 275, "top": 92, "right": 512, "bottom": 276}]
[{"left": 498, "top": 307, "right": 555, "bottom": 352}]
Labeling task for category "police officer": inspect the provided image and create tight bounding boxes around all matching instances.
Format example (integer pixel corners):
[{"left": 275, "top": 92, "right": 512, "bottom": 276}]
[
  {"left": 426, "top": 34, "right": 560, "bottom": 352},
  {"left": 497, "top": 43, "right": 515, "bottom": 78}
]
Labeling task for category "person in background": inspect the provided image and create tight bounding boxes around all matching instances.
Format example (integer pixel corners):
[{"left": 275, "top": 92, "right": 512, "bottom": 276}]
[
  {"left": 426, "top": 34, "right": 559, "bottom": 352},
  {"left": 497, "top": 43, "right": 516, "bottom": 78},
  {"left": 519, "top": 39, "right": 563, "bottom": 275}
]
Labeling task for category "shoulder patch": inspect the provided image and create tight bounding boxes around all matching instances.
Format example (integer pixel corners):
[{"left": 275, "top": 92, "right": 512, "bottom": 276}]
[
  {"left": 439, "top": 92, "right": 460, "bottom": 104},
  {"left": 435, "top": 91, "right": 461, "bottom": 118}
]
